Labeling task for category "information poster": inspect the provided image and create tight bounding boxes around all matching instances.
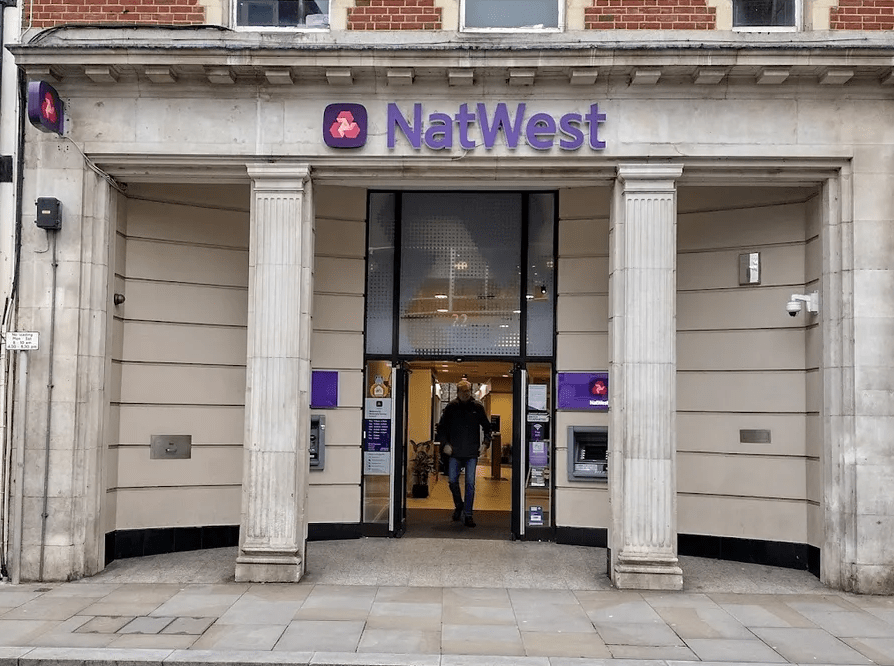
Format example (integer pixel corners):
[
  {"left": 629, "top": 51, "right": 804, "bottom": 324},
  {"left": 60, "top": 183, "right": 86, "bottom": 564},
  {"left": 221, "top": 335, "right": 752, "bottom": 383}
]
[
  {"left": 365, "top": 398, "right": 392, "bottom": 419},
  {"left": 528, "top": 384, "right": 548, "bottom": 411},
  {"left": 363, "top": 419, "right": 392, "bottom": 475},
  {"left": 528, "top": 505, "right": 544, "bottom": 526}
]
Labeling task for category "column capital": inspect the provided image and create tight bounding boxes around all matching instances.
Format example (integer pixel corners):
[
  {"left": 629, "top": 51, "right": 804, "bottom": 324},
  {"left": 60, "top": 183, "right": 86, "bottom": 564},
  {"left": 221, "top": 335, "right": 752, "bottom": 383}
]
[
  {"left": 616, "top": 163, "right": 684, "bottom": 190},
  {"left": 246, "top": 162, "right": 311, "bottom": 191}
]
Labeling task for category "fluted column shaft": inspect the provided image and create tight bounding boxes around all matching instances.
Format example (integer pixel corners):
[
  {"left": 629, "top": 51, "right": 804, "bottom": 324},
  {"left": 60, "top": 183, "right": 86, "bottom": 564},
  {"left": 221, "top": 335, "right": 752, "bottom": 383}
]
[
  {"left": 609, "top": 164, "right": 684, "bottom": 590},
  {"left": 236, "top": 164, "right": 313, "bottom": 583}
]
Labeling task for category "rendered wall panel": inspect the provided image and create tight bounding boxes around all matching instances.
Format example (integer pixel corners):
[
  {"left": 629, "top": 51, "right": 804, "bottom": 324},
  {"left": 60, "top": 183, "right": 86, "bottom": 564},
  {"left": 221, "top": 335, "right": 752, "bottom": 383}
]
[
  {"left": 677, "top": 371, "right": 806, "bottom": 413},
  {"left": 556, "top": 333, "right": 608, "bottom": 371},
  {"left": 117, "top": 364, "right": 246, "bottom": 405},
  {"left": 558, "top": 257, "right": 609, "bottom": 294},
  {"left": 558, "top": 186, "right": 612, "bottom": 222},
  {"left": 678, "top": 287, "right": 809, "bottom": 331},
  {"left": 115, "top": 446, "right": 242, "bottom": 488},
  {"left": 677, "top": 412, "right": 806, "bottom": 456},
  {"left": 316, "top": 219, "right": 366, "bottom": 259},
  {"left": 115, "top": 486, "right": 241, "bottom": 530},
  {"left": 677, "top": 245, "right": 805, "bottom": 291},
  {"left": 123, "top": 281, "right": 248, "bottom": 326},
  {"left": 557, "top": 295, "right": 608, "bottom": 332},
  {"left": 118, "top": 405, "right": 244, "bottom": 445},
  {"left": 678, "top": 330, "right": 805, "bottom": 371},
  {"left": 678, "top": 494, "right": 809, "bottom": 543},
  {"left": 121, "top": 322, "right": 246, "bottom": 365},
  {"left": 678, "top": 452, "right": 808, "bottom": 499},
  {"left": 125, "top": 239, "right": 248, "bottom": 287},
  {"left": 555, "top": 487, "right": 610, "bottom": 528},
  {"left": 308, "top": 447, "right": 362, "bottom": 485},
  {"left": 315, "top": 257, "right": 366, "bottom": 295},
  {"left": 308, "top": 485, "right": 362, "bottom": 524},
  {"left": 313, "top": 294, "right": 365, "bottom": 332},
  {"left": 312, "top": 332, "right": 364, "bottom": 370},
  {"left": 315, "top": 186, "right": 368, "bottom": 221}
]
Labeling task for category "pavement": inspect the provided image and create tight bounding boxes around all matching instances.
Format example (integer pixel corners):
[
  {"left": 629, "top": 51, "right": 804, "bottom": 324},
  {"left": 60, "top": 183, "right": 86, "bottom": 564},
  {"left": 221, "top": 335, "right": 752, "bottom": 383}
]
[{"left": 1, "top": 537, "right": 893, "bottom": 666}]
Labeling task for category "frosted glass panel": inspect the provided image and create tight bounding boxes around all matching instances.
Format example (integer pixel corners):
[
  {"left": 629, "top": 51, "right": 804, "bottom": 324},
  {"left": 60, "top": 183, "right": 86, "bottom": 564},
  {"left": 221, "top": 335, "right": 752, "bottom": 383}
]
[
  {"left": 398, "top": 193, "right": 522, "bottom": 356},
  {"left": 526, "top": 193, "right": 555, "bottom": 357},
  {"left": 366, "top": 194, "right": 395, "bottom": 355},
  {"left": 465, "top": 0, "right": 559, "bottom": 28}
]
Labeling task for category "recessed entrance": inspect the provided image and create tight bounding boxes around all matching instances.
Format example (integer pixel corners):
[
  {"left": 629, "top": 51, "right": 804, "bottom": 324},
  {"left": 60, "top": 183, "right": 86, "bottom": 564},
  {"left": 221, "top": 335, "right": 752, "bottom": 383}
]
[{"left": 361, "top": 190, "right": 557, "bottom": 541}]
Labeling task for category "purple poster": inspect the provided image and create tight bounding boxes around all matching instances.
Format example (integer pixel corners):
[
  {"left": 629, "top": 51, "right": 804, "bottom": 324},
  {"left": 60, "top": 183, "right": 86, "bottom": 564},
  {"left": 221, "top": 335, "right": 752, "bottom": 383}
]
[
  {"left": 311, "top": 371, "right": 339, "bottom": 408},
  {"left": 557, "top": 372, "right": 609, "bottom": 411},
  {"left": 364, "top": 419, "right": 391, "bottom": 452}
]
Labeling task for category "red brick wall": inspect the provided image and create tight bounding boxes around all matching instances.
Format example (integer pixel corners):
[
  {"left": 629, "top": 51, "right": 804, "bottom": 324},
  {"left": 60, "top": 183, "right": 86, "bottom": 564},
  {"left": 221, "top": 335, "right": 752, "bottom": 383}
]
[
  {"left": 830, "top": 0, "right": 894, "bottom": 29},
  {"left": 347, "top": 0, "right": 442, "bottom": 30},
  {"left": 27, "top": 0, "right": 205, "bottom": 28},
  {"left": 584, "top": 0, "right": 716, "bottom": 29}
]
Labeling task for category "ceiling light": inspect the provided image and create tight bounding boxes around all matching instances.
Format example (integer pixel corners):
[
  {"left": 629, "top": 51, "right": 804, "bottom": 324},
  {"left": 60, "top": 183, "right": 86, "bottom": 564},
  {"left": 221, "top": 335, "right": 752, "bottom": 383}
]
[
  {"left": 435, "top": 294, "right": 447, "bottom": 299},
  {"left": 437, "top": 308, "right": 448, "bottom": 313},
  {"left": 455, "top": 261, "right": 468, "bottom": 270}
]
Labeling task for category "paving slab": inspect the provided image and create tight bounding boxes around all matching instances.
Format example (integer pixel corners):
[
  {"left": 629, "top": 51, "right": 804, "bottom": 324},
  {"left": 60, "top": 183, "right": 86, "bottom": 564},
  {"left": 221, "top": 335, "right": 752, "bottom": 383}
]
[
  {"left": 594, "top": 620, "right": 687, "bottom": 646},
  {"left": 842, "top": 637, "right": 894, "bottom": 665},
  {"left": 608, "top": 644, "right": 700, "bottom": 660},
  {"left": 119, "top": 616, "right": 176, "bottom": 634},
  {"left": 751, "top": 626, "right": 874, "bottom": 664},
  {"left": 519, "top": 629, "right": 612, "bottom": 658},
  {"left": 358, "top": 628, "right": 442, "bottom": 654},
  {"left": 189, "top": 624, "right": 288, "bottom": 651},
  {"left": 274, "top": 620, "right": 366, "bottom": 652},
  {"left": 441, "top": 624, "right": 525, "bottom": 655},
  {"left": 682, "top": 638, "right": 788, "bottom": 662},
  {"left": 655, "top": 606, "right": 753, "bottom": 639}
]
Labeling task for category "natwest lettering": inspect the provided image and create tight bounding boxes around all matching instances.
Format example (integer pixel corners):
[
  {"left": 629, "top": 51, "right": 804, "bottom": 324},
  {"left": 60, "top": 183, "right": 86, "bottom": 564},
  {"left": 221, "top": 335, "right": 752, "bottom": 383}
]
[{"left": 387, "top": 102, "right": 606, "bottom": 151}]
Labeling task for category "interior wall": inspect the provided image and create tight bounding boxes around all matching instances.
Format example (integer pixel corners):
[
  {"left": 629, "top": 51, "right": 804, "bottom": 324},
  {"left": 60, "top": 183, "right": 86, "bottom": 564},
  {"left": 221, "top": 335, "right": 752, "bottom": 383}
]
[
  {"left": 676, "top": 186, "right": 817, "bottom": 545},
  {"left": 110, "top": 183, "right": 250, "bottom": 532}
]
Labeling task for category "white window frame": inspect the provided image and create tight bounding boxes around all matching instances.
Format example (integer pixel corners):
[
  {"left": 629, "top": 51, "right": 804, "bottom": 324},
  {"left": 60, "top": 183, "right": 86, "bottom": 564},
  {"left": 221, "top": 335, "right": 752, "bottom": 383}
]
[
  {"left": 732, "top": 0, "right": 800, "bottom": 31},
  {"left": 232, "top": 0, "right": 331, "bottom": 31},
  {"left": 460, "top": 0, "right": 564, "bottom": 33}
]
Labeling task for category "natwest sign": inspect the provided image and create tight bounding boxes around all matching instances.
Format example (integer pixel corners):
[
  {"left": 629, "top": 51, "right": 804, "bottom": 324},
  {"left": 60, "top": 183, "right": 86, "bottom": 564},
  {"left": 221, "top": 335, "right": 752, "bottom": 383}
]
[{"left": 387, "top": 102, "right": 606, "bottom": 151}]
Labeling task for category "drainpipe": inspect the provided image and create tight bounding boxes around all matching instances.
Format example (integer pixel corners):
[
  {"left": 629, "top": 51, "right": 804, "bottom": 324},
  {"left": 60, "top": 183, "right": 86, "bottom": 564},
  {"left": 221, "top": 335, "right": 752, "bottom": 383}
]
[
  {"left": 37, "top": 229, "right": 56, "bottom": 582},
  {"left": 0, "top": 0, "right": 20, "bottom": 583}
]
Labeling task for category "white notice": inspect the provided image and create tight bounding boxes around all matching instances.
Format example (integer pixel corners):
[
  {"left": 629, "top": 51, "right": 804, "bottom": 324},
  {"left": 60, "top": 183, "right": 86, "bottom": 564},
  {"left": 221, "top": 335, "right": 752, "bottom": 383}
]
[{"left": 5, "top": 332, "right": 39, "bottom": 350}]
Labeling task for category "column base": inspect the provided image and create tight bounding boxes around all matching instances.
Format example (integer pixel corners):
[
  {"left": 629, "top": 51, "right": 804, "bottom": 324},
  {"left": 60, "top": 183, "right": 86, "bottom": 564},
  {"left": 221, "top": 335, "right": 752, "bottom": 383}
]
[
  {"left": 235, "top": 552, "right": 304, "bottom": 583},
  {"left": 613, "top": 561, "right": 683, "bottom": 590}
]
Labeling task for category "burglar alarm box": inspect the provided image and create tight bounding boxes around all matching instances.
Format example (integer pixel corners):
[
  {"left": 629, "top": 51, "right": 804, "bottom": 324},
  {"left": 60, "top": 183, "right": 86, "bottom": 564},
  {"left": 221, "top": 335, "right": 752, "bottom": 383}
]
[
  {"left": 310, "top": 414, "right": 325, "bottom": 469},
  {"left": 567, "top": 426, "right": 608, "bottom": 480},
  {"left": 36, "top": 197, "right": 61, "bottom": 230}
]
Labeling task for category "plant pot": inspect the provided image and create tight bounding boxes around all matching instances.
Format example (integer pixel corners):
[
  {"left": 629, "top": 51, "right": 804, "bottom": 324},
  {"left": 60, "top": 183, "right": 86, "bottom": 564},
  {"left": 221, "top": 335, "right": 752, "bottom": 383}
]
[{"left": 411, "top": 483, "right": 429, "bottom": 498}]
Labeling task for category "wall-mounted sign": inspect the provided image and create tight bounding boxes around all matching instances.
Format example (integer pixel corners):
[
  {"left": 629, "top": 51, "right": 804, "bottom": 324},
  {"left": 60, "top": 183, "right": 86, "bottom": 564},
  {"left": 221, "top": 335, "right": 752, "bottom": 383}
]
[
  {"left": 557, "top": 372, "right": 609, "bottom": 411},
  {"left": 5, "top": 331, "right": 39, "bottom": 350},
  {"left": 388, "top": 103, "right": 606, "bottom": 151},
  {"left": 27, "top": 81, "right": 64, "bottom": 135},
  {"left": 322, "top": 101, "right": 607, "bottom": 152},
  {"left": 311, "top": 370, "right": 338, "bottom": 408}
]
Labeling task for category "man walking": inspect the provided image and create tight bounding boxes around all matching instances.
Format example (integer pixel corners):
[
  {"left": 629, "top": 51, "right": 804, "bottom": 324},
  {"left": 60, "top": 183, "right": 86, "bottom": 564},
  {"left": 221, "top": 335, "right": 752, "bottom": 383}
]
[{"left": 436, "top": 380, "right": 492, "bottom": 527}]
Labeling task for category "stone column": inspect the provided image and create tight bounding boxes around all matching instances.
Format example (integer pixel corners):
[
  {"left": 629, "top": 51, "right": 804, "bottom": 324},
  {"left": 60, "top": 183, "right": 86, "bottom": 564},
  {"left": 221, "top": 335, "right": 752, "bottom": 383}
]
[
  {"left": 609, "top": 163, "right": 684, "bottom": 590},
  {"left": 236, "top": 164, "right": 313, "bottom": 583}
]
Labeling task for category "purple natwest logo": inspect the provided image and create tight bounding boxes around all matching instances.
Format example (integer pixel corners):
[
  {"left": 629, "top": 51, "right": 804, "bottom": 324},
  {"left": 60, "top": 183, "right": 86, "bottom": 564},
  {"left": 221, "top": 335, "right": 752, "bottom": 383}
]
[
  {"left": 388, "top": 103, "right": 606, "bottom": 151},
  {"left": 324, "top": 103, "right": 368, "bottom": 148}
]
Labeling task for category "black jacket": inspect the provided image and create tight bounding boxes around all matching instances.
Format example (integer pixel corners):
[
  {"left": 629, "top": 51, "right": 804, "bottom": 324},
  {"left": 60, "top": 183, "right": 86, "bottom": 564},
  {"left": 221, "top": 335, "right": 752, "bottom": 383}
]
[{"left": 436, "top": 398, "right": 492, "bottom": 459}]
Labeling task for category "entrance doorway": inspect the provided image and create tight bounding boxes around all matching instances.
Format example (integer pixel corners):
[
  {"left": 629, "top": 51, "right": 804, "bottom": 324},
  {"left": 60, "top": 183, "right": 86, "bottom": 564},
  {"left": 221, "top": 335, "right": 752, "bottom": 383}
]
[{"left": 404, "top": 360, "right": 514, "bottom": 540}]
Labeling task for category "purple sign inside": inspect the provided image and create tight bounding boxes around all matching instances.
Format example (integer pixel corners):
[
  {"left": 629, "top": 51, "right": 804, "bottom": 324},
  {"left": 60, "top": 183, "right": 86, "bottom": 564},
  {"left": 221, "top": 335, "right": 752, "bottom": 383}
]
[
  {"left": 27, "top": 81, "right": 64, "bottom": 135},
  {"left": 387, "top": 103, "right": 606, "bottom": 151},
  {"left": 364, "top": 419, "right": 391, "bottom": 452},
  {"left": 311, "top": 370, "right": 339, "bottom": 408},
  {"left": 557, "top": 372, "right": 609, "bottom": 411}
]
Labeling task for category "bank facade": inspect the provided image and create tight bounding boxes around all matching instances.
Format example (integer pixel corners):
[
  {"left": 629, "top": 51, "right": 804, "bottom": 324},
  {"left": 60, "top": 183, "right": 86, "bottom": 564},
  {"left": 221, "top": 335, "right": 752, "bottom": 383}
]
[{"left": 1, "top": 0, "right": 893, "bottom": 593}]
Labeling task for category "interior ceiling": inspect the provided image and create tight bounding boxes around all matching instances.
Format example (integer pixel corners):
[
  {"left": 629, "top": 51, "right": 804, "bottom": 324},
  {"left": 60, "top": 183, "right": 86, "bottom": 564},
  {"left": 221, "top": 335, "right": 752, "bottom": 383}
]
[{"left": 408, "top": 360, "right": 514, "bottom": 391}]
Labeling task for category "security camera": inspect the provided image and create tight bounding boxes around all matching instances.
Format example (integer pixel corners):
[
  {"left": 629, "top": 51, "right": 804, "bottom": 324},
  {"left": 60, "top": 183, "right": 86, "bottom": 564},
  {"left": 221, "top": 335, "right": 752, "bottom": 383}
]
[{"left": 786, "top": 292, "right": 820, "bottom": 317}]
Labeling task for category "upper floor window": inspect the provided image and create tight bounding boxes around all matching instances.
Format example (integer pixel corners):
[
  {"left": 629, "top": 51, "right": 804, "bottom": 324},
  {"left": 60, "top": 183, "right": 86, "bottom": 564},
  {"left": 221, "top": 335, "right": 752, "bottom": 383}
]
[
  {"left": 461, "top": 0, "right": 562, "bottom": 31},
  {"left": 236, "top": 0, "right": 329, "bottom": 28},
  {"left": 733, "top": 0, "right": 797, "bottom": 29}
]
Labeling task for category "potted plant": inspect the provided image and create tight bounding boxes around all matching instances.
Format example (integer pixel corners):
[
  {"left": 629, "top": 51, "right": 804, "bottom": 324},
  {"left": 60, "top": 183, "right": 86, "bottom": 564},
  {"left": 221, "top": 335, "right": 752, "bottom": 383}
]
[{"left": 410, "top": 440, "right": 437, "bottom": 498}]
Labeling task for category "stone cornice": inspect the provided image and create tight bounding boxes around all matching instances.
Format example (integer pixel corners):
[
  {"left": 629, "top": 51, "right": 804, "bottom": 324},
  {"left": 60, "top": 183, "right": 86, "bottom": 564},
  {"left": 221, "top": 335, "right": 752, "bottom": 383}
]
[{"left": 8, "top": 27, "right": 894, "bottom": 87}]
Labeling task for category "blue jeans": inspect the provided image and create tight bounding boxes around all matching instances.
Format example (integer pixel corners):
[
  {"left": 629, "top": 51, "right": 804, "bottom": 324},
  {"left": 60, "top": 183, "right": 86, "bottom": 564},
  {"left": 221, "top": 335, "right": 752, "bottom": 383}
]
[{"left": 448, "top": 456, "right": 478, "bottom": 517}]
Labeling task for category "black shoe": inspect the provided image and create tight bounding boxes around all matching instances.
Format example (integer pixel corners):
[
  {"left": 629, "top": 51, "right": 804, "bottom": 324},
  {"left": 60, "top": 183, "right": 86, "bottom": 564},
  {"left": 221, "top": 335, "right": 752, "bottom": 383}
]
[
  {"left": 452, "top": 508, "right": 462, "bottom": 522},
  {"left": 464, "top": 516, "right": 476, "bottom": 528}
]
